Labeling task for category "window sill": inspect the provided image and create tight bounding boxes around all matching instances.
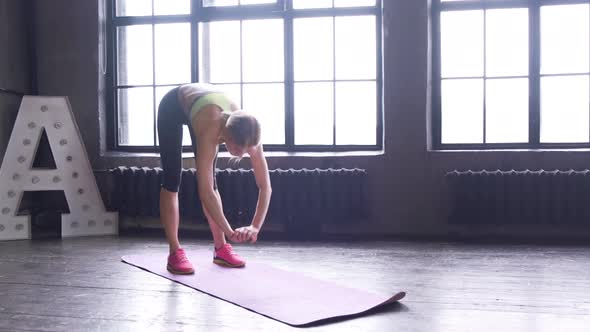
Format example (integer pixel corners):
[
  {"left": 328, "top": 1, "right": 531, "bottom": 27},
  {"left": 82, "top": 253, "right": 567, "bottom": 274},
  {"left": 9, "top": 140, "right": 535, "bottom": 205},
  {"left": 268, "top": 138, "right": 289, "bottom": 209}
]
[
  {"left": 101, "top": 150, "right": 385, "bottom": 159},
  {"left": 261, "top": 150, "right": 385, "bottom": 158},
  {"left": 430, "top": 148, "right": 590, "bottom": 153}
]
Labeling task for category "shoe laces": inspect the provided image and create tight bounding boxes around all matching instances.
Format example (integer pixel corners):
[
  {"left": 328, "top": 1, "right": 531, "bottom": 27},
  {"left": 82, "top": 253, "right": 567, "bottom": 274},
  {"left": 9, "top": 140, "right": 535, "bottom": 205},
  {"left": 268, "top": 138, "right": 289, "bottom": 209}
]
[
  {"left": 175, "top": 249, "right": 189, "bottom": 262},
  {"left": 218, "top": 244, "right": 236, "bottom": 256}
]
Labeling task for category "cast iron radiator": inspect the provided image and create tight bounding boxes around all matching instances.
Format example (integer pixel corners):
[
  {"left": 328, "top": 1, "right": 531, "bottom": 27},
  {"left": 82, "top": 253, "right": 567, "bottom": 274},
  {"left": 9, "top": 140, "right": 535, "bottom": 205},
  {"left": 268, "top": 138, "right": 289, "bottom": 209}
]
[
  {"left": 107, "top": 167, "right": 368, "bottom": 230},
  {"left": 446, "top": 169, "right": 590, "bottom": 225}
]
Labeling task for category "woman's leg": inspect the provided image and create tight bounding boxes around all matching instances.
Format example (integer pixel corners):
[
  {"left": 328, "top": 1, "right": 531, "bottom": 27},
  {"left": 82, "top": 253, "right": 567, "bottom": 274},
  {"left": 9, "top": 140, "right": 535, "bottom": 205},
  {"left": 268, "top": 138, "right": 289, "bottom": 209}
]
[
  {"left": 202, "top": 190, "right": 227, "bottom": 250},
  {"left": 159, "top": 189, "right": 181, "bottom": 253},
  {"left": 158, "top": 88, "right": 184, "bottom": 254}
]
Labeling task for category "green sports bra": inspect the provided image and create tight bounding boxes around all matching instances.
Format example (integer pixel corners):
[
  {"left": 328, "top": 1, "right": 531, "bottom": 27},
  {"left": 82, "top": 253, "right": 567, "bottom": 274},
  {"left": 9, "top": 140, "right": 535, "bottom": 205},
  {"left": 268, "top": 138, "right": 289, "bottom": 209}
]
[{"left": 189, "top": 92, "right": 233, "bottom": 121}]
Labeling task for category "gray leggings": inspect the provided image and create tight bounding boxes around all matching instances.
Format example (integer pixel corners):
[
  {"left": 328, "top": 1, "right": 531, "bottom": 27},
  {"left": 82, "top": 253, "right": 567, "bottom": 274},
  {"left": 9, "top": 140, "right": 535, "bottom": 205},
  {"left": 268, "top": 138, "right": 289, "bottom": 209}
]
[{"left": 157, "top": 87, "right": 217, "bottom": 192}]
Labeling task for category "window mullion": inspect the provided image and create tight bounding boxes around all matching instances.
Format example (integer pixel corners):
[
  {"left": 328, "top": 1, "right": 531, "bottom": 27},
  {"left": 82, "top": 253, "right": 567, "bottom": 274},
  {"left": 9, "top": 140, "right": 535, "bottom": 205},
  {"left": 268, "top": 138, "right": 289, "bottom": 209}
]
[
  {"left": 483, "top": 7, "right": 487, "bottom": 144},
  {"left": 152, "top": 0, "right": 157, "bottom": 148},
  {"left": 108, "top": 0, "right": 118, "bottom": 150},
  {"left": 332, "top": 15, "right": 336, "bottom": 147},
  {"left": 279, "top": 0, "right": 288, "bottom": 11},
  {"left": 240, "top": 20, "right": 244, "bottom": 110},
  {"left": 285, "top": 1, "right": 295, "bottom": 148},
  {"left": 192, "top": 0, "right": 200, "bottom": 83},
  {"left": 530, "top": 0, "right": 541, "bottom": 146},
  {"left": 376, "top": 0, "right": 383, "bottom": 149},
  {"left": 433, "top": 0, "right": 442, "bottom": 149}
]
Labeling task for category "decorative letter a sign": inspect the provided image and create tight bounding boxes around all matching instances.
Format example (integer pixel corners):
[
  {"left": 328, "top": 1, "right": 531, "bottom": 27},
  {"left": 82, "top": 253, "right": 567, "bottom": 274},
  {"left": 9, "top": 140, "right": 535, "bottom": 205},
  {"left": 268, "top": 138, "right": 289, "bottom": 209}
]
[{"left": 0, "top": 96, "right": 118, "bottom": 240}]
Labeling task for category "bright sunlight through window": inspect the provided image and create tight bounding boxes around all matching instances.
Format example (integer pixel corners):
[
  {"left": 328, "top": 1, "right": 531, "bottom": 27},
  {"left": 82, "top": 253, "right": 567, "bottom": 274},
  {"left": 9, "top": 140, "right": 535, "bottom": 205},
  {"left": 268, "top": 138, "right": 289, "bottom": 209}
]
[
  {"left": 110, "top": 0, "right": 382, "bottom": 152},
  {"left": 436, "top": 0, "right": 590, "bottom": 148}
]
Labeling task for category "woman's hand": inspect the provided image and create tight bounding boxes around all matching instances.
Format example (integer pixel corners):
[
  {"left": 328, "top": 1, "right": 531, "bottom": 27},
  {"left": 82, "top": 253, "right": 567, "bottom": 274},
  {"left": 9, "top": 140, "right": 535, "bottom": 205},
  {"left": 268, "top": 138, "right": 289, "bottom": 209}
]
[{"left": 233, "top": 225, "right": 260, "bottom": 243}]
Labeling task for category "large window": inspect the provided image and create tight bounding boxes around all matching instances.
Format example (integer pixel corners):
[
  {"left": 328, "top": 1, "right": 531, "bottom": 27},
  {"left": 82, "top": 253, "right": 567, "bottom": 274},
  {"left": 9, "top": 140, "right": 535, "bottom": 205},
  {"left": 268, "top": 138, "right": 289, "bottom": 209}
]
[
  {"left": 108, "top": 0, "right": 383, "bottom": 152},
  {"left": 433, "top": 0, "right": 590, "bottom": 149}
]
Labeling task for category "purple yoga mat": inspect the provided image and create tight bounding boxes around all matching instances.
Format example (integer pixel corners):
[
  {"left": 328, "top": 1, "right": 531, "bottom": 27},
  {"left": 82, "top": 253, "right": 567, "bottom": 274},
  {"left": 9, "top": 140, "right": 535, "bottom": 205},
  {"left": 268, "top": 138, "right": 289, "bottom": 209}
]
[{"left": 122, "top": 251, "right": 405, "bottom": 326}]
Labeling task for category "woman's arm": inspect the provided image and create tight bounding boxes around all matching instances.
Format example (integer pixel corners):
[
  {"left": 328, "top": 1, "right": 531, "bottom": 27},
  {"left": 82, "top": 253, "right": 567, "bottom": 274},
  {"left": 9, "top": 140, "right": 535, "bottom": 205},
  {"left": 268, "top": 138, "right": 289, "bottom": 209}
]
[
  {"left": 249, "top": 144, "right": 272, "bottom": 230},
  {"left": 235, "top": 144, "right": 272, "bottom": 243},
  {"left": 193, "top": 108, "right": 235, "bottom": 238}
]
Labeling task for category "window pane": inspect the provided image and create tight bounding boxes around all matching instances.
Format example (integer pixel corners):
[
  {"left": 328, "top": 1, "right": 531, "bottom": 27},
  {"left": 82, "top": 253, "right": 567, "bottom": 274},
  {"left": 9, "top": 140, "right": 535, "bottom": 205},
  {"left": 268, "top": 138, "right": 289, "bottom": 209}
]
[
  {"left": 486, "top": 8, "right": 528, "bottom": 77},
  {"left": 204, "top": 0, "right": 275, "bottom": 5},
  {"left": 155, "top": 23, "right": 191, "bottom": 85},
  {"left": 486, "top": 78, "right": 529, "bottom": 143},
  {"left": 203, "top": 0, "right": 238, "bottom": 6},
  {"left": 242, "top": 83, "right": 285, "bottom": 144},
  {"left": 155, "top": 86, "right": 192, "bottom": 146},
  {"left": 441, "top": 10, "right": 484, "bottom": 78},
  {"left": 335, "top": 16, "right": 376, "bottom": 80},
  {"left": 541, "top": 76, "right": 589, "bottom": 143},
  {"left": 240, "top": 0, "right": 276, "bottom": 4},
  {"left": 441, "top": 79, "right": 483, "bottom": 144},
  {"left": 335, "top": 81, "right": 376, "bottom": 145},
  {"left": 293, "top": 0, "right": 375, "bottom": 8},
  {"left": 203, "top": 0, "right": 277, "bottom": 7},
  {"left": 200, "top": 21, "right": 241, "bottom": 83},
  {"left": 295, "top": 82, "right": 334, "bottom": 145},
  {"left": 118, "top": 87, "right": 154, "bottom": 146},
  {"left": 541, "top": 4, "right": 589, "bottom": 75},
  {"left": 117, "top": 25, "right": 153, "bottom": 86},
  {"left": 293, "top": 0, "right": 332, "bottom": 9},
  {"left": 334, "top": 0, "right": 376, "bottom": 7},
  {"left": 116, "top": 0, "right": 151, "bottom": 16},
  {"left": 242, "top": 19, "right": 284, "bottom": 82},
  {"left": 294, "top": 17, "right": 333, "bottom": 81},
  {"left": 154, "top": 0, "right": 190, "bottom": 15}
]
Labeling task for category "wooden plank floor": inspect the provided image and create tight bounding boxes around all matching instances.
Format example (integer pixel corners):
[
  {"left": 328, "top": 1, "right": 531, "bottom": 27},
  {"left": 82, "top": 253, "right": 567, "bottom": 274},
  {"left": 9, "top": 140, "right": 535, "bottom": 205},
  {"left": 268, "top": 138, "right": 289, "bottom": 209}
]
[{"left": 0, "top": 236, "right": 589, "bottom": 331}]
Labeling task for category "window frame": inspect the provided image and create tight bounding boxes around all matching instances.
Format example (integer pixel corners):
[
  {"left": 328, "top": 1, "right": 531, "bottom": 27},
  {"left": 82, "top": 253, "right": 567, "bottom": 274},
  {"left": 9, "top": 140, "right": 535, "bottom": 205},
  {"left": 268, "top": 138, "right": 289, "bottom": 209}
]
[
  {"left": 432, "top": 0, "right": 590, "bottom": 150},
  {"left": 106, "top": 0, "right": 384, "bottom": 153}
]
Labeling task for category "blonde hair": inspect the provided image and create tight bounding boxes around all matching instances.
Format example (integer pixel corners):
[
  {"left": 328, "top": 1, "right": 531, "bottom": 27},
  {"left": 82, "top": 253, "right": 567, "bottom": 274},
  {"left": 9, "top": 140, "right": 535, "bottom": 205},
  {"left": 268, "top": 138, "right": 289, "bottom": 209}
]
[{"left": 224, "top": 110, "right": 261, "bottom": 148}]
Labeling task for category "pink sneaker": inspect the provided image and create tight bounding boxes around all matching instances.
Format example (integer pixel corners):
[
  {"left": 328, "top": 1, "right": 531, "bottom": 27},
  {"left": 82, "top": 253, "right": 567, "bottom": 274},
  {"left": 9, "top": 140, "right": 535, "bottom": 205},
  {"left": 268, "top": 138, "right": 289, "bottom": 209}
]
[
  {"left": 213, "top": 243, "right": 246, "bottom": 268},
  {"left": 167, "top": 248, "right": 195, "bottom": 274}
]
